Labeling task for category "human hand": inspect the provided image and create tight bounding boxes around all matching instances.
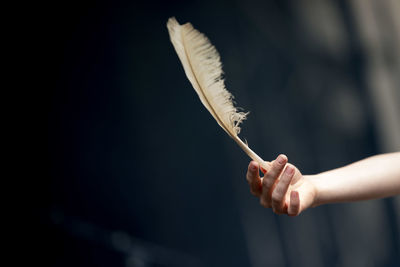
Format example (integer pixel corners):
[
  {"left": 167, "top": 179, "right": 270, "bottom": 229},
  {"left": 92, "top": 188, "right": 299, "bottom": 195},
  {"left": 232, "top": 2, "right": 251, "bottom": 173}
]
[{"left": 246, "top": 154, "right": 318, "bottom": 216}]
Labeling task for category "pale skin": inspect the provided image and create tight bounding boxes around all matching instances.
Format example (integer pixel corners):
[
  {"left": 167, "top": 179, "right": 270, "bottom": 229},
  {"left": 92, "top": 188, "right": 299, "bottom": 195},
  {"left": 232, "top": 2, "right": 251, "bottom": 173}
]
[{"left": 246, "top": 152, "right": 400, "bottom": 216}]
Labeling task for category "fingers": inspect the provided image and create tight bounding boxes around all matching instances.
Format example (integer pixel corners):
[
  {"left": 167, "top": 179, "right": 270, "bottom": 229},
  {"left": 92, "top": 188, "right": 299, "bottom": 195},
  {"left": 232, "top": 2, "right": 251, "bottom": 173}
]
[
  {"left": 271, "top": 164, "right": 295, "bottom": 213},
  {"left": 247, "top": 155, "right": 301, "bottom": 217},
  {"left": 246, "top": 161, "right": 262, "bottom": 197},
  {"left": 288, "top": 191, "right": 300, "bottom": 216},
  {"left": 260, "top": 154, "right": 288, "bottom": 208},
  {"left": 260, "top": 161, "right": 272, "bottom": 174}
]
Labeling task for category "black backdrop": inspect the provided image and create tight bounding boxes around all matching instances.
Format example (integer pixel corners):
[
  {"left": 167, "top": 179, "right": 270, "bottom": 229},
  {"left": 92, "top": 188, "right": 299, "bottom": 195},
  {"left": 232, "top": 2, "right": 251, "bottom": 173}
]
[{"left": 43, "top": 1, "right": 399, "bottom": 266}]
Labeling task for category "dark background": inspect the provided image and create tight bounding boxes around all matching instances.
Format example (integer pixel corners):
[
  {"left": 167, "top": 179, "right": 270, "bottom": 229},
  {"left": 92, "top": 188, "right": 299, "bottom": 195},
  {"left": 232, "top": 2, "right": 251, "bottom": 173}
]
[{"left": 42, "top": 0, "right": 400, "bottom": 266}]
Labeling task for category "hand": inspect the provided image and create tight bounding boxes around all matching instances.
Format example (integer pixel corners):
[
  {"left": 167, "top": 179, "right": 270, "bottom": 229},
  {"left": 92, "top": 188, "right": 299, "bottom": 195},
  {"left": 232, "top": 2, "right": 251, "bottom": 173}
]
[{"left": 246, "top": 154, "right": 318, "bottom": 216}]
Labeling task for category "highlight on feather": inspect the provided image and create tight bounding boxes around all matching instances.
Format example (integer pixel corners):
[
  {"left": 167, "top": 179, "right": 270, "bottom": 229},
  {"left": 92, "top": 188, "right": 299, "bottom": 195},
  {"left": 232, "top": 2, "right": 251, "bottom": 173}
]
[{"left": 167, "top": 17, "right": 268, "bottom": 170}]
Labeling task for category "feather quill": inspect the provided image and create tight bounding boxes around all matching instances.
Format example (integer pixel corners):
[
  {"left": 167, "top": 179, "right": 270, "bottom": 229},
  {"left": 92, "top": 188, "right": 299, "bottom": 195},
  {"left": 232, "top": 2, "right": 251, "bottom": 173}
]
[{"left": 167, "top": 17, "right": 268, "bottom": 170}]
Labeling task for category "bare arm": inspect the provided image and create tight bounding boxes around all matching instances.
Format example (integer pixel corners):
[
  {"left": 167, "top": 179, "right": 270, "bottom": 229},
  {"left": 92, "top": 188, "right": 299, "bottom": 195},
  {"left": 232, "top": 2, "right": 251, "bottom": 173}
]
[
  {"left": 246, "top": 152, "right": 400, "bottom": 216},
  {"left": 311, "top": 152, "right": 400, "bottom": 206}
]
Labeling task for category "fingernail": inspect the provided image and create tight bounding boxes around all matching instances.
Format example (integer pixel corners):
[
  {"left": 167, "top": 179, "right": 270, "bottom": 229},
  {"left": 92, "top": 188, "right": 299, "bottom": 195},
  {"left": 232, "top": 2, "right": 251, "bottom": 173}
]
[
  {"left": 251, "top": 165, "right": 257, "bottom": 171},
  {"left": 285, "top": 165, "right": 294, "bottom": 174},
  {"left": 277, "top": 155, "right": 286, "bottom": 164},
  {"left": 260, "top": 167, "right": 267, "bottom": 173}
]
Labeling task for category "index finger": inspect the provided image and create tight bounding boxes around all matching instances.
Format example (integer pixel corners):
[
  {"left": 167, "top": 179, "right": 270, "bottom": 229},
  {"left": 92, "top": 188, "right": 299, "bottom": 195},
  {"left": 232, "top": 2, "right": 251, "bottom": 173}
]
[{"left": 246, "top": 161, "right": 262, "bottom": 196}]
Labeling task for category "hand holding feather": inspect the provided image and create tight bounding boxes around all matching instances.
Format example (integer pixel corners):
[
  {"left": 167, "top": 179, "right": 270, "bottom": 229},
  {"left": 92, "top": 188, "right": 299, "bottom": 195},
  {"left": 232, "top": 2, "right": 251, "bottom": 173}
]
[{"left": 166, "top": 17, "right": 270, "bottom": 171}]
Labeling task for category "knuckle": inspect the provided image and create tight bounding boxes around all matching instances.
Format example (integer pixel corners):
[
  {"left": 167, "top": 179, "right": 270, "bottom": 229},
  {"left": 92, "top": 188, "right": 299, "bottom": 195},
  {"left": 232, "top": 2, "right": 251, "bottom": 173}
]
[
  {"left": 273, "top": 206, "right": 284, "bottom": 215},
  {"left": 247, "top": 164, "right": 252, "bottom": 171},
  {"left": 266, "top": 168, "right": 281, "bottom": 181},
  {"left": 291, "top": 200, "right": 299, "bottom": 208},
  {"left": 259, "top": 199, "right": 266, "bottom": 208},
  {"left": 260, "top": 199, "right": 270, "bottom": 208},
  {"left": 274, "top": 159, "right": 284, "bottom": 168},
  {"left": 250, "top": 188, "right": 258, "bottom": 196},
  {"left": 245, "top": 174, "right": 251, "bottom": 182},
  {"left": 271, "top": 192, "right": 281, "bottom": 203},
  {"left": 247, "top": 167, "right": 253, "bottom": 175},
  {"left": 262, "top": 178, "right": 272, "bottom": 188},
  {"left": 274, "top": 186, "right": 284, "bottom": 196},
  {"left": 267, "top": 170, "right": 277, "bottom": 180},
  {"left": 248, "top": 163, "right": 257, "bottom": 173},
  {"left": 262, "top": 178, "right": 268, "bottom": 187},
  {"left": 273, "top": 161, "right": 281, "bottom": 168}
]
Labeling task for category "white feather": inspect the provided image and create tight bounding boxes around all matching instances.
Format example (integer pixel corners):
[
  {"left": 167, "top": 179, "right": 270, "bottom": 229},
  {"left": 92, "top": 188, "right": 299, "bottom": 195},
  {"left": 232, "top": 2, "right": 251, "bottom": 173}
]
[{"left": 167, "top": 17, "right": 268, "bottom": 169}]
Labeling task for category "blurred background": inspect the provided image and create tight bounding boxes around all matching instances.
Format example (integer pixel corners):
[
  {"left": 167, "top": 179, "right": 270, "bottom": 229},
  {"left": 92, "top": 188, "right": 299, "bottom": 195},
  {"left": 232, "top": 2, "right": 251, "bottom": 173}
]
[{"left": 44, "top": 0, "right": 400, "bottom": 266}]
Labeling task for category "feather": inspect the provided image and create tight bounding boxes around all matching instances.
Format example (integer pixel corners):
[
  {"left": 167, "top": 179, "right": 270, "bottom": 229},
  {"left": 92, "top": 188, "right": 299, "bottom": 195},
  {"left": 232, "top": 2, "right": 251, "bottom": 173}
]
[{"left": 167, "top": 17, "right": 269, "bottom": 170}]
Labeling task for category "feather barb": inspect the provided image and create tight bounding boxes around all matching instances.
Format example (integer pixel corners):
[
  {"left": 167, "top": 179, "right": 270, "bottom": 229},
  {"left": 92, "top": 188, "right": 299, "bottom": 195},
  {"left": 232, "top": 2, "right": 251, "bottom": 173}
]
[{"left": 167, "top": 17, "right": 268, "bottom": 170}]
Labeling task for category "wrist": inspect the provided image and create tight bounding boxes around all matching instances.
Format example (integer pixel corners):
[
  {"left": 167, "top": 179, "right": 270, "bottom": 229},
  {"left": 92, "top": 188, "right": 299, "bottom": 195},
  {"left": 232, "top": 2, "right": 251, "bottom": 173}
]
[{"left": 304, "top": 174, "right": 324, "bottom": 207}]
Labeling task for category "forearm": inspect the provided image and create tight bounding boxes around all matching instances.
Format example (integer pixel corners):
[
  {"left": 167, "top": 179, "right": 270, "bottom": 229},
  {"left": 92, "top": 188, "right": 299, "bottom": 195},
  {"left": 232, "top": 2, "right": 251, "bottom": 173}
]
[{"left": 310, "top": 152, "right": 400, "bottom": 206}]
